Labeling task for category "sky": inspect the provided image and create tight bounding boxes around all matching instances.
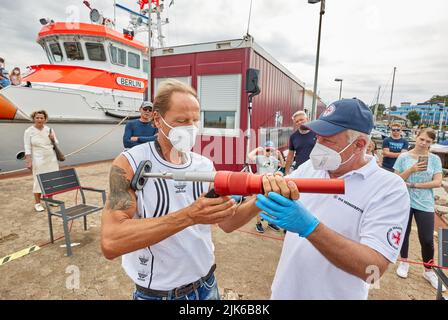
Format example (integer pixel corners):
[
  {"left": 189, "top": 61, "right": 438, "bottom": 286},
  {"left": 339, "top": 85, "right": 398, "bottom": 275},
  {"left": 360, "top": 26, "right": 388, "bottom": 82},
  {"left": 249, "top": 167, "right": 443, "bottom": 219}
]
[{"left": 1, "top": 0, "right": 447, "bottom": 107}]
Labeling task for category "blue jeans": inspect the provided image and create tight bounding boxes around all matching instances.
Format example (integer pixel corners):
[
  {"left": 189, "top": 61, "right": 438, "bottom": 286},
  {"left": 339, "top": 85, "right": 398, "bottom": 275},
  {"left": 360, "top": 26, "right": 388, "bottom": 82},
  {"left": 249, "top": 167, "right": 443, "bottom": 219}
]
[
  {"left": 133, "top": 274, "right": 220, "bottom": 300},
  {"left": 0, "top": 78, "right": 10, "bottom": 88}
]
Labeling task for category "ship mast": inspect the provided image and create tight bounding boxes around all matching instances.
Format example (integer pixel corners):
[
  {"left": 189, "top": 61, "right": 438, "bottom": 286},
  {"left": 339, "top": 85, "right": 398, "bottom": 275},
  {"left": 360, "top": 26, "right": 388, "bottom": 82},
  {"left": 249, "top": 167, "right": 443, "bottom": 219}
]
[
  {"left": 115, "top": 1, "right": 171, "bottom": 101},
  {"left": 387, "top": 66, "right": 397, "bottom": 125}
]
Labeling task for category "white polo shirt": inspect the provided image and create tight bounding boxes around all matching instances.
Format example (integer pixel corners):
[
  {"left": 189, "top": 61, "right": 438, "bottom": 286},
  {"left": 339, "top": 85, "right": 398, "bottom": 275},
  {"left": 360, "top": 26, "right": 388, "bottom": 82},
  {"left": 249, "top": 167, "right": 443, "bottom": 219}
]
[{"left": 271, "top": 156, "right": 410, "bottom": 300}]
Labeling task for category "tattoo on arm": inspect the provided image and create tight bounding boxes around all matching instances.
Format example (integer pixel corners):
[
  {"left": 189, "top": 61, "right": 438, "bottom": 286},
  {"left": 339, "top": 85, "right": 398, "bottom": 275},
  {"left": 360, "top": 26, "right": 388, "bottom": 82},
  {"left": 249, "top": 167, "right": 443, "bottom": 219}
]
[{"left": 109, "top": 165, "right": 135, "bottom": 210}]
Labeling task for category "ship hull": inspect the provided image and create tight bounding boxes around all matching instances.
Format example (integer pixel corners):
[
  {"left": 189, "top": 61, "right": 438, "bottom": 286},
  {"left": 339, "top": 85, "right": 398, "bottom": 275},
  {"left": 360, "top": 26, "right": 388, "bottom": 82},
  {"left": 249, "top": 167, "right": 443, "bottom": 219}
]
[{"left": 0, "top": 120, "right": 125, "bottom": 173}]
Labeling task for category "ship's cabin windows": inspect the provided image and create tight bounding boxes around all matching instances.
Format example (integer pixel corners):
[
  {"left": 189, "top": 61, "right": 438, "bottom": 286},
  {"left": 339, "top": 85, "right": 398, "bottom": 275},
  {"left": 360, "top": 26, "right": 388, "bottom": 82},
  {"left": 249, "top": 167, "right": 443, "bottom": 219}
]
[
  {"left": 85, "top": 42, "right": 106, "bottom": 62},
  {"left": 143, "top": 59, "right": 149, "bottom": 73},
  {"left": 49, "top": 42, "right": 64, "bottom": 62},
  {"left": 128, "top": 52, "right": 140, "bottom": 69},
  {"left": 109, "top": 44, "right": 126, "bottom": 66},
  {"left": 64, "top": 42, "right": 84, "bottom": 61},
  {"left": 42, "top": 43, "right": 53, "bottom": 63}
]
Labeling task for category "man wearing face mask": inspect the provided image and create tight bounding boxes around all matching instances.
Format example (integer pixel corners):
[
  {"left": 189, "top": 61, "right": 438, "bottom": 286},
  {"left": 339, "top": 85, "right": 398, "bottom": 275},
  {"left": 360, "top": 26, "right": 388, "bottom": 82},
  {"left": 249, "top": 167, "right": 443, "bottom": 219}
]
[
  {"left": 101, "top": 79, "right": 270, "bottom": 300},
  {"left": 254, "top": 98, "right": 410, "bottom": 299}
]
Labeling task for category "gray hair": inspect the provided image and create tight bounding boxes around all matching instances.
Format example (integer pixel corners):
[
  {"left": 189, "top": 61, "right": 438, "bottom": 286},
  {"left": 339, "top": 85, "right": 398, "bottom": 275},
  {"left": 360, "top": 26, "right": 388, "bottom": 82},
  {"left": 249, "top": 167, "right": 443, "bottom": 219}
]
[{"left": 346, "top": 129, "right": 371, "bottom": 151}]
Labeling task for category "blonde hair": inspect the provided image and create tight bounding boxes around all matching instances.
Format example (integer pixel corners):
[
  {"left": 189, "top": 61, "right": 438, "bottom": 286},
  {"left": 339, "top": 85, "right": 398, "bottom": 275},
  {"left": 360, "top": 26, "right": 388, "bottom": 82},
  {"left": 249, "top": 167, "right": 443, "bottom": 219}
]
[
  {"left": 31, "top": 110, "right": 48, "bottom": 120},
  {"left": 292, "top": 110, "right": 307, "bottom": 120},
  {"left": 153, "top": 79, "right": 198, "bottom": 115}
]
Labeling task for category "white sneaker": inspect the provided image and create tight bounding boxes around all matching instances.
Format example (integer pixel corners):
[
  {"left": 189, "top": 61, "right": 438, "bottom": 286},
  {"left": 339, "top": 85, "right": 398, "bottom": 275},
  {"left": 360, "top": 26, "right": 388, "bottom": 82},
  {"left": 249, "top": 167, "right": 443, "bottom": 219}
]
[
  {"left": 34, "top": 203, "right": 45, "bottom": 212},
  {"left": 396, "top": 262, "right": 409, "bottom": 278},
  {"left": 423, "top": 270, "right": 447, "bottom": 291}
]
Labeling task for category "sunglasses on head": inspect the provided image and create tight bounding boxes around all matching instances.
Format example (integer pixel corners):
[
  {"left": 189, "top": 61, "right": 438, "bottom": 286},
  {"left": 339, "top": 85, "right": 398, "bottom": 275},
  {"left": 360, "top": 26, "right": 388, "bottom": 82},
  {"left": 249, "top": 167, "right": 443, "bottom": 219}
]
[{"left": 392, "top": 129, "right": 401, "bottom": 132}]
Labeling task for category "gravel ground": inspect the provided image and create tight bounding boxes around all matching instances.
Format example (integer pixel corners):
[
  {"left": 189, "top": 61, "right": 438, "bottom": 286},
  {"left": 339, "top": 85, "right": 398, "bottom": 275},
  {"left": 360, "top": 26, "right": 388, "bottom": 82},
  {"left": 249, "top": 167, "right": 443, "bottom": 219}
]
[{"left": 0, "top": 161, "right": 446, "bottom": 300}]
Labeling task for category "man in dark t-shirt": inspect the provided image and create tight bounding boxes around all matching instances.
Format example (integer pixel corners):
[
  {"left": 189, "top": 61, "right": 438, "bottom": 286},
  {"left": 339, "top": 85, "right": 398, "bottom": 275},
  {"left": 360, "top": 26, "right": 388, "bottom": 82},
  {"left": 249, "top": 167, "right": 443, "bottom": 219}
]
[
  {"left": 381, "top": 123, "right": 409, "bottom": 171},
  {"left": 285, "top": 111, "right": 317, "bottom": 173}
]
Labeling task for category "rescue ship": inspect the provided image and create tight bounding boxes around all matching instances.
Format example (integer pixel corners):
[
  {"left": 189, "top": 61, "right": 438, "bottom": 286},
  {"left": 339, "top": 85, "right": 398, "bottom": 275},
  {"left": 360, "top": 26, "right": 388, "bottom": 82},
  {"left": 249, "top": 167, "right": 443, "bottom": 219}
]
[
  {"left": 0, "top": 1, "right": 155, "bottom": 173},
  {"left": 1, "top": 0, "right": 318, "bottom": 173}
]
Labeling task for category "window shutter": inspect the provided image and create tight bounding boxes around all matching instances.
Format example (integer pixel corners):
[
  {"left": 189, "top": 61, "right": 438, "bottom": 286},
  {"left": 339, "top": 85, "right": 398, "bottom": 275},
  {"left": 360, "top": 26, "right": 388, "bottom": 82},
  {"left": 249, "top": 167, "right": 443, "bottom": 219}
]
[{"left": 198, "top": 74, "right": 241, "bottom": 111}]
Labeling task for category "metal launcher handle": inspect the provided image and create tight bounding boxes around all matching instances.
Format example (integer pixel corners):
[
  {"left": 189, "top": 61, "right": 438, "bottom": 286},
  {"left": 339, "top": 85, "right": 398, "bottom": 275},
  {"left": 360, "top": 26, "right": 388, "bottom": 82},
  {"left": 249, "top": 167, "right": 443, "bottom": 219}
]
[
  {"left": 140, "top": 170, "right": 345, "bottom": 195},
  {"left": 213, "top": 171, "right": 345, "bottom": 196}
]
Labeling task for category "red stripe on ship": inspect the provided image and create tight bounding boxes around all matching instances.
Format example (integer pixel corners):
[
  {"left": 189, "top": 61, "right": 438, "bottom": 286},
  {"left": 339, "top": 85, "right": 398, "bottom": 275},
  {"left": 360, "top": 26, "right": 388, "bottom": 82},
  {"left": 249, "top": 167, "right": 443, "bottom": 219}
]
[{"left": 23, "top": 65, "right": 147, "bottom": 93}]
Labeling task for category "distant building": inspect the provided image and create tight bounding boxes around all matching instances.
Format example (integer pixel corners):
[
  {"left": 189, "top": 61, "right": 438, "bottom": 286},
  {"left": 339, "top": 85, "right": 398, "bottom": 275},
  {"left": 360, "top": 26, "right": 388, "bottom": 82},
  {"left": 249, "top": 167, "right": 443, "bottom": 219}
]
[{"left": 390, "top": 103, "right": 447, "bottom": 126}]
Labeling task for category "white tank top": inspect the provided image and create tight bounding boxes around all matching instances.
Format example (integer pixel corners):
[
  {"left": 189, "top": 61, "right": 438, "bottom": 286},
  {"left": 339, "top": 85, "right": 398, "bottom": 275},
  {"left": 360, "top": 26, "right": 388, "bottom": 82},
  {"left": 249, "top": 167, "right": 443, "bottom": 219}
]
[{"left": 121, "top": 141, "right": 215, "bottom": 290}]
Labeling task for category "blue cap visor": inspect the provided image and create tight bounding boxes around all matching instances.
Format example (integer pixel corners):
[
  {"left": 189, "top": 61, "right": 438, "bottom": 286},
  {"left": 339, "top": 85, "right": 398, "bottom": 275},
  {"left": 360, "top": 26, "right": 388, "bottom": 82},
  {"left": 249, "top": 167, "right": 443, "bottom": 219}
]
[{"left": 301, "top": 119, "right": 347, "bottom": 137}]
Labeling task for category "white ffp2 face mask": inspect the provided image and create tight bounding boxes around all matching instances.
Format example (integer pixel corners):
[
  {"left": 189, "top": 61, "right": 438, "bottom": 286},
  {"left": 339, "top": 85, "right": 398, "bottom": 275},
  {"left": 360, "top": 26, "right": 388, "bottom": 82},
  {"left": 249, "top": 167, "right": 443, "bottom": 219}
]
[
  {"left": 309, "top": 141, "right": 355, "bottom": 171},
  {"left": 160, "top": 116, "right": 199, "bottom": 153}
]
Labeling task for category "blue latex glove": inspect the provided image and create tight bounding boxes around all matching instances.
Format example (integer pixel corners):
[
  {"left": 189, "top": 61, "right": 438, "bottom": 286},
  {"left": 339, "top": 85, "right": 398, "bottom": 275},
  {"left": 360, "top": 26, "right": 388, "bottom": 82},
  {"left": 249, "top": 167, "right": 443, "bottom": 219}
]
[{"left": 255, "top": 192, "right": 320, "bottom": 238}]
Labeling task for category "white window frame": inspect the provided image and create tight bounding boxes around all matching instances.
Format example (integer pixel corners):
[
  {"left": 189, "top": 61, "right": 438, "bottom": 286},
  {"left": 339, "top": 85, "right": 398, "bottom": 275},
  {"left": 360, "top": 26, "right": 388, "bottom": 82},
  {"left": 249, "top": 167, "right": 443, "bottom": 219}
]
[
  {"left": 63, "top": 41, "right": 85, "bottom": 61},
  {"left": 128, "top": 51, "right": 141, "bottom": 69},
  {"left": 109, "top": 44, "right": 127, "bottom": 66},
  {"left": 48, "top": 42, "right": 64, "bottom": 63},
  {"left": 143, "top": 59, "right": 149, "bottom": 73},
  {"left": 85, "top": 42, "right": 107, "bottom": 62},
  {"left": 197, "top": 74, "right": 241, "bottom": 137}
]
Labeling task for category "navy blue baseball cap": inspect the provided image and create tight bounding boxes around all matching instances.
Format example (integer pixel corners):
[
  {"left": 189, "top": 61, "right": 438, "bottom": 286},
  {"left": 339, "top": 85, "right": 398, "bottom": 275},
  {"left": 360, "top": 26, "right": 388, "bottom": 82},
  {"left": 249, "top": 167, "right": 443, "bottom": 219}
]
[{"left": 301, "top": 98, "right": 374, "bottom": 136}]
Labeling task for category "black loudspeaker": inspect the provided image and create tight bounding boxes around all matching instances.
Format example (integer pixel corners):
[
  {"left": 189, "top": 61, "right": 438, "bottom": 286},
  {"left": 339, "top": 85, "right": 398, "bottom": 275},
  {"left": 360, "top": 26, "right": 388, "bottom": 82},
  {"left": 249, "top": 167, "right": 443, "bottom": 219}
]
[{"left": 245, "top": 68, "right": 260, "bottom": 96}]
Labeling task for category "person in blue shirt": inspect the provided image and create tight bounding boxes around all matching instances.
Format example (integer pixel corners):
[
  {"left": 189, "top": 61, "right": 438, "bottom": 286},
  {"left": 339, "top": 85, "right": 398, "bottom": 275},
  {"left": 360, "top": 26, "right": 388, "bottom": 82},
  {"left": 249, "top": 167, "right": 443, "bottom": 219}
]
[
  {"left": 123, "top": 101, "right": 158, "bottom": 149},
  {"left": 285, "top": 111, "right": 316, "bottom": 173},
  {"left": 381, "top": 123, "right": 409, "bottom": 171},
  {"left": 393, "top": 128, "right": 445, "bottom": 291}
]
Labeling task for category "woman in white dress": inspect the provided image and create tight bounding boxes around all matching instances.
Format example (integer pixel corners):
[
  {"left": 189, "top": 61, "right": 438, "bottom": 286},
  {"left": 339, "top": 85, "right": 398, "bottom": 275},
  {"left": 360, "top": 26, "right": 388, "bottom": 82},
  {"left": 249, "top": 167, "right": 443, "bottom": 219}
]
[{"left": 24, "top": 110, "right": 59, "bottom": 212}]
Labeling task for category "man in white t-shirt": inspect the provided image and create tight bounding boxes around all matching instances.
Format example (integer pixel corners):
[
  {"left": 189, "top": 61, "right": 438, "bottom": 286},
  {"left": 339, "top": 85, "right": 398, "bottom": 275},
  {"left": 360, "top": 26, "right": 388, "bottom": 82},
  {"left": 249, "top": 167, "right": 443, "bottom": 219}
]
[{"left": 255, "top": 98, "right": 410, "bottom": 299}]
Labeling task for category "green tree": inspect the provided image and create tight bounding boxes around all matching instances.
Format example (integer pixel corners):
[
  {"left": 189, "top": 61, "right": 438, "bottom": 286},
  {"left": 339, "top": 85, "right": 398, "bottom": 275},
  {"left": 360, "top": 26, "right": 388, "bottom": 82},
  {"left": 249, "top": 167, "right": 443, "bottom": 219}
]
[
  {"left": 369, "top": 103, "right": 385, "bottom": 116},
  {"left": 428, "top": 95, "right": 448, "bottom": 105},
  {"left": 407, "top": 110, "right": 421, "bottom": 126}
]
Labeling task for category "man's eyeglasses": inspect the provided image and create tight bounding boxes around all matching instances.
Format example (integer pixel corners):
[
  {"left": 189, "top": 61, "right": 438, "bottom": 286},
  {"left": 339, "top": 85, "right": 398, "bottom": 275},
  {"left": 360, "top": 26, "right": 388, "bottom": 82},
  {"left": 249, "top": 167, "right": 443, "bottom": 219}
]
[
  {"left": 142, "top": 107, "right": 152, "bottom": 112},
  {"left": 391, "top": 129, "right": 401, "bottom": 132}
]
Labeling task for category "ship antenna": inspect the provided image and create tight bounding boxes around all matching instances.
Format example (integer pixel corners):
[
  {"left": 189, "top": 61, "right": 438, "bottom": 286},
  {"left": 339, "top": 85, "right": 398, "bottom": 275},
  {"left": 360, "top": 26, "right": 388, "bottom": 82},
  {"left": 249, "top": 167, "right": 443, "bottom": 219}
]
[
  {"left": 113, "top": 0, "right": 117, "bottom": 28},
  {"left": 246, "top": 0, "right": 253, "bottom": 36}
]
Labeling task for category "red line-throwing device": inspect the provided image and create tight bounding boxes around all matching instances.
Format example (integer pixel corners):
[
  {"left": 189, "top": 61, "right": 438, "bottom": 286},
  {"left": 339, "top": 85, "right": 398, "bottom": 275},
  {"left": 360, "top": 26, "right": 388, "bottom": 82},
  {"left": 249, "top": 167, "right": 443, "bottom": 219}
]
[{"left": 131, "top": 161, "right": 345, "bottom": 196}]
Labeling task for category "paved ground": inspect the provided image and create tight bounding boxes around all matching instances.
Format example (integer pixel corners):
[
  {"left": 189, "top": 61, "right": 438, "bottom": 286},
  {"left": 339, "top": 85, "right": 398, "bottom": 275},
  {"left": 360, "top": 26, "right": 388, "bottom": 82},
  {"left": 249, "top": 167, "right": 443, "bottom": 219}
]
[{"left": 0, "top": 161, "right": 446, "bottom": 300}]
